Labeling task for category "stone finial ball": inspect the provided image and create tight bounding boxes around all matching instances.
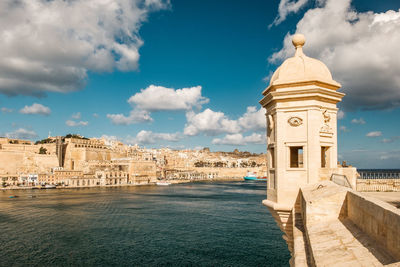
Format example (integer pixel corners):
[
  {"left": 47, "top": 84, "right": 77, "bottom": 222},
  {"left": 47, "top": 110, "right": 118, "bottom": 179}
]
[{"left": 292, "top": 34, "right": 305, "bottom": 48}]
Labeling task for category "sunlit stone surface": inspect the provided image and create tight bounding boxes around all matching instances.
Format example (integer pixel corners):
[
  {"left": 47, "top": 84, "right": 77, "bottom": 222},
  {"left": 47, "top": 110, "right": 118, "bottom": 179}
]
[{"left": 260, "top": 34, "right": 400, "bottom": 266}]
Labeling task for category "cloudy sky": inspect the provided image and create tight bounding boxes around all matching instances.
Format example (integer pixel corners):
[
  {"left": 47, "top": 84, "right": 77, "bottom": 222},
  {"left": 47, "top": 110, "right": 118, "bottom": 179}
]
[{"left": 0, "top": 0, "right": 399, "bottom": 168}]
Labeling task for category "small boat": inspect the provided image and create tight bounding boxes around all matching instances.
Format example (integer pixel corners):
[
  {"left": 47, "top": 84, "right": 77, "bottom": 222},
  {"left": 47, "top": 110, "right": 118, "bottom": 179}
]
[
  {"left": 244, "top": 172, "right": 267, "bottom": 181},
  {"left": 156, "top": 181, "right": 171, "bottom": 186},
  {"left": 43, "top": 184, "right": 56, "bottom": 189},
  {"left": 9, "top": 195, "right": 18, "bottom": 198}
]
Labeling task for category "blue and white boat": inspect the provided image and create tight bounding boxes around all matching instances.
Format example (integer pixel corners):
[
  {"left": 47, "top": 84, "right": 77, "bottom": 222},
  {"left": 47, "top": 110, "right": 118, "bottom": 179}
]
[{"left": 243, "top": 172, "right": 267, "bottom": 181}]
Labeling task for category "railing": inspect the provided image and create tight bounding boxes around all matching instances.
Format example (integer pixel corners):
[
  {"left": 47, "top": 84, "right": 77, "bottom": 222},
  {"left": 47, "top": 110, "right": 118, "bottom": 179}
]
[
  {"left": 358, "top": 170, "right": 400, "bottom": 179},
  {"left": 331, "top": 173, "right": 352, "bottom": 189}
]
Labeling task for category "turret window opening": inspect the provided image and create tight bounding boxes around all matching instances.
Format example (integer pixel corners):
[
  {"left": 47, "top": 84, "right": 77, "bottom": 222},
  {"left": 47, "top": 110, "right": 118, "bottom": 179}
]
[{"left": 290, "top": 147, "right": 303, "bottom": 168}]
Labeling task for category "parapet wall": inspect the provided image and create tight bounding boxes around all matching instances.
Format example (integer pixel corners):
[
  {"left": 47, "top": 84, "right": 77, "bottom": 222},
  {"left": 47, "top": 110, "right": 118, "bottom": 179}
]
[
  {"left": 346, "top": 191, "right": 400, "bottom": 260},
  {"left": 357, "top": 179, "right": 400, "bottom": 192},
  {"left": 290, "top": 181, "right": 400, "bottom": 266}
]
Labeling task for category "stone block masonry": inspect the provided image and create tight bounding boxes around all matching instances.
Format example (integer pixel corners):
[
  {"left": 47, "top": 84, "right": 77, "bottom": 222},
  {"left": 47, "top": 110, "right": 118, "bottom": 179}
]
[{"left": 357, "top": 179, "right": 400, "bottom": 192}]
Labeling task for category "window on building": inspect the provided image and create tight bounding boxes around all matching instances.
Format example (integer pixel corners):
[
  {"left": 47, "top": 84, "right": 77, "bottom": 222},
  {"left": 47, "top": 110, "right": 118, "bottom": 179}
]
[
  {"left": 290, "top": 147, "right": 303, "bottom": 168},
  {"left": 321, "top": 146, "right": 330, "bottom": 168}
]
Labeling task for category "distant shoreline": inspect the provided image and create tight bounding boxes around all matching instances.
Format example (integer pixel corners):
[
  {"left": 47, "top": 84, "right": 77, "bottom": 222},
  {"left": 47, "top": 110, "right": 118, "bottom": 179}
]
[{"left": 0, "top": 177, "right": 248, "bottom": 191}]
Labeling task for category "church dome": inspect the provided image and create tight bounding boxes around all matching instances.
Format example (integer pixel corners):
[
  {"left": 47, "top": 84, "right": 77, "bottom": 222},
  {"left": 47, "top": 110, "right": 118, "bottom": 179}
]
[{"left": 270, "top": 34, "right": 340, "bottom": 87}]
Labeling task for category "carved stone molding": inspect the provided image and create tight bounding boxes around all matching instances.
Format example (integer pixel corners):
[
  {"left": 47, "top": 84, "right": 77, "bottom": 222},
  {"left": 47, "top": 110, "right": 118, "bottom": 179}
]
[
  {"left": 320, "top": 109, "right": 333, "bottom": 137},
  {"left": 268, "top": 114, "right": 274, "bottom": 130},
  {"left": 288, "top": 116, "right": 303, "bottom": 127}
]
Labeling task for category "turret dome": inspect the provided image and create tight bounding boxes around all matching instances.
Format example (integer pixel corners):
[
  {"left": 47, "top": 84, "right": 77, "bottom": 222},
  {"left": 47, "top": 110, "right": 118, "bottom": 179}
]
[{"left": 269, "top": 34, "right": 340, "bottom": 87}]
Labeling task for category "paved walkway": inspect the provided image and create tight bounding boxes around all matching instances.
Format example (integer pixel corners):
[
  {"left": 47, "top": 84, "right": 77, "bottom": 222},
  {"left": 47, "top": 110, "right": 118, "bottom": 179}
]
[{"left": 307, "top": 218, "right": 397, "bottom": 266}]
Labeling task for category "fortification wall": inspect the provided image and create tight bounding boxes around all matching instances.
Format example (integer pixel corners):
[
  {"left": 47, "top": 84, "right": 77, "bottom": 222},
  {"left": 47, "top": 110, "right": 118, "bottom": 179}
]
[
  {"left": 38, "top": 143, "right": 57, "bottom": 154},
  {"left": 0, "top": 150, "right": 58, "bottom": 174},
  {"left": 0, "top": 151, "right": 25, "bottom": 174},
  {"left": 65, "top": 146, "right": 126, "bottom": 162},
  {"left": 31, "top": 154, "right": 59, "bottom": 173},
  {"left": 1, "top": 144, "right": 39, "bottom": 153},
  {"left": 129, "top": 160, "right": 157, "bottom": 183}
]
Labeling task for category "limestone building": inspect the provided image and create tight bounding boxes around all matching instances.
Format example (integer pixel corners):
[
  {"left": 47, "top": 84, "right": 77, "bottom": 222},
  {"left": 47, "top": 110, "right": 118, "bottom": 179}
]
[
  {"left": 0, "top": 134, "right": 266, "bottom": 187},
  {"left": 260, "top": 34, "right": 399, "bottom": 266}
]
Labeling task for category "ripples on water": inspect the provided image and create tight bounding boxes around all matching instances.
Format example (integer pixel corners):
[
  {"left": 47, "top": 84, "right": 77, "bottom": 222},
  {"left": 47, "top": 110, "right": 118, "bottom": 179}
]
[{"left": 0, "top": 181, "right": 290, "bottom": 266}]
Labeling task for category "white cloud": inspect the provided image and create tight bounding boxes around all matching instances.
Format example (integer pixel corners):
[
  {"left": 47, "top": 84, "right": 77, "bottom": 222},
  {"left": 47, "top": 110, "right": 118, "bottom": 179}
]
[
  {"left": 66, "top": 120, "right": 88, "bottom": 127},
  {"left": 107, "top": 109, "right": 152, "bottom": 125},
  {"left": 212, "top": 133, "right": 265, "bottom": 146},
  {"left": 5, "top": 128, "right": 37, "bottom": 140},
  {"left": 66, "top": 112, "right": 88, "bottom": 127},
  {"left": 366, "top": 131, "right": 382, "bottom": 137},
  {"left": 71, "top": 112, "right": 81, "bottom": 119},
  {"left": 271, "top": 0, "right": 309, "bottom": 26},
  {"left": 108, "top": 85, "right": 208, "bottom": 125},
  {"left": 339, "top": 125, "right": 349, "bottom": 132},
  {"left": 128, "top": 85, "right": 209, "bottom": 111},
  {"left": 184, "top": 109, "right": 240, "bottom": 136},
  {"left": 238, "top": 106, "right": 266, "bottom": 132},
  {"left": 184, "top": 106, "right": 267, "bottom": 137},
  {"left": 270, "top": 0, "right": 400, "bottom": 110},
  {"left": 381, "top": 136, "right": 400, "bottom": 144},
  {"left": 19, "top": 103, "right": 51, "bottom": 115},
  {"left": 337, "top": 110, "right": 345, "bottom": 119},
  {"left": 0, "top": 0, "right": 168, "bottom": 96},
  {"left": 145, "top": 0, "right": 170, "bottom": 9},
  {"left": 127, "top": 130, "right": 181, "bottom": 145},
  {"left": 379, "top": 150, "right": 400, "bottom": 161},
  {"left": 1, "top": 107, "right": 13, "bottom": 113},
  {"left": 351, "top": 118, "right": 366, "bottom": 125},
  {"left": 93, "top": 113, "right": 99, "bottom": 118}
]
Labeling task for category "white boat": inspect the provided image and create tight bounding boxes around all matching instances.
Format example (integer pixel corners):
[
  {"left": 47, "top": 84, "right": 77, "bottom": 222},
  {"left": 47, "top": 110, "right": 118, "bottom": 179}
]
[
  {"left": 156, "top": 181, "right": 171, "bottom": 186},
  {"left": 43, "top": 184, "right": 56, "bottom": 189}
]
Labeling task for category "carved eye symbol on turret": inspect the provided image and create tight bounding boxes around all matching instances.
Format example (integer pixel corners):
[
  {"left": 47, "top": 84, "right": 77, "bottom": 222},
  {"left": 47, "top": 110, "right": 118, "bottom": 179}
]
[{"left": 288, "top": 117, "right": 303, "bottom": 127}]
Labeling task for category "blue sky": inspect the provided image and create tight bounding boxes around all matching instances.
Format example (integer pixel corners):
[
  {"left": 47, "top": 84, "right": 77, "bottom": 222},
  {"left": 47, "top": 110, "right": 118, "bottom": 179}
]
[{"left": 0, "top": 0, "right": 399, "bottom": 168}]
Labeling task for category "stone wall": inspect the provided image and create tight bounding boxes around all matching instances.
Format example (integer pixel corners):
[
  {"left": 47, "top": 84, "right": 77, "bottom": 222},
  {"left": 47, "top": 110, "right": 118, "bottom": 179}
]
[
  {"left": 0, "top": 150, "right": 58, "bottom": 174},
  {"left": 129, "top": 160, "right": 157, "bottom": 184},
  {"left": 289, "top": 181, "right": 400, "bottom": 265},
  {"left": 346, "top": 191, "right": 400, "bottom": 260},
  {"left": 357, "top": 179, "right": 400, "bottom": 192}
]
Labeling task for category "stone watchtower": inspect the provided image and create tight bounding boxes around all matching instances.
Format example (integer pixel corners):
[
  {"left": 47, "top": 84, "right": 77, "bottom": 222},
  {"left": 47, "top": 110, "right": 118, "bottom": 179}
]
[{"left": 260, "top": 34, "right": 346, "bottom": 245}]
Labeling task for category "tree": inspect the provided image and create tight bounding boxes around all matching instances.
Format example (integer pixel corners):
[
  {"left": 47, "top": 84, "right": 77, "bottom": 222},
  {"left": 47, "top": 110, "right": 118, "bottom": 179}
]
[
  {"left": 35, "top": 138, "right": 54, "bottom": 144},
  {"left": 39, "top": 147, "right": 47, "bottom": 154},
  {"left": 194, "top": 161, "right": 205, "bottom": 167}
]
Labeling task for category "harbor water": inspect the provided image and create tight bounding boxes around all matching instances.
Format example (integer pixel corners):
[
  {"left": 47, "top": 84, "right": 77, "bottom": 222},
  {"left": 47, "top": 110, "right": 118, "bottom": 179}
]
[{"left": 0, "top": 181, "right": 290, "bottom": 266}]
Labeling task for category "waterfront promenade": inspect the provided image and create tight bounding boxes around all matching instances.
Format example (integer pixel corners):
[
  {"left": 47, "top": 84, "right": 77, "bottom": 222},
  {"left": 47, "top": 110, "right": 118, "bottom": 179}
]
[{"left": 0, "top": 177, "right": 245, "bottom": 190}]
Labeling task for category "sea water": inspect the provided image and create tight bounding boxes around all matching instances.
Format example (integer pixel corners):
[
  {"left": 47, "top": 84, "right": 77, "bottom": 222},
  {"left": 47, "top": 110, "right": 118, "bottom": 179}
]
[{"left": 0, "top": 181, "right": 290, "bottom": 266}]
